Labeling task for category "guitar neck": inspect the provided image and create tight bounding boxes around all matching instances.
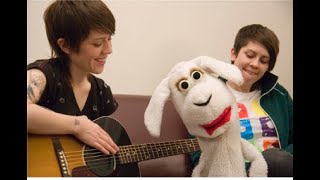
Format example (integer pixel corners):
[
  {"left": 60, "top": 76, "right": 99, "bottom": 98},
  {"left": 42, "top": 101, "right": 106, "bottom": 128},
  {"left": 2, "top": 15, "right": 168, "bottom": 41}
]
[{"left": 116, "top": 138, "right": 199, "bottom": 164}]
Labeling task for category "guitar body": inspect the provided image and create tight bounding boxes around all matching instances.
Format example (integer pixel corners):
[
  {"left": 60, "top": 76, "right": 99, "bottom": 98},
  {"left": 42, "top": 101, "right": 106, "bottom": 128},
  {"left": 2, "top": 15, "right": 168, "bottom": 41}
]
[{"left": 27, "top": 116, "right": 140, "bottom": 177}]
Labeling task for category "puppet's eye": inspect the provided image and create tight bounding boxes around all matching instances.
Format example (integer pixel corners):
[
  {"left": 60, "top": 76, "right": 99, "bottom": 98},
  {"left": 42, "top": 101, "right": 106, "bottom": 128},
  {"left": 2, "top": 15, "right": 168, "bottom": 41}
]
[
  {"left": 191, "top": 71, "right": 202, "bottom": 80},
  {"left": 178, "top": 80, "right": 190, "bottom": 91}
]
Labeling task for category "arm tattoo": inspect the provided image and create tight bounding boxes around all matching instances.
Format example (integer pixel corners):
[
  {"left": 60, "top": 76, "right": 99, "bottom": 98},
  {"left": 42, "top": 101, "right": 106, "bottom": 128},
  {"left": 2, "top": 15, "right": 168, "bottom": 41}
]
[
  {"left": 27, "top": 85, "right": 35, "bottom": 101},
  {"left": 27, "top": 70, "right": 45, "bottom": 102},
  {"left": 74, "top": 118, "right": 80, "bottom": 126}
]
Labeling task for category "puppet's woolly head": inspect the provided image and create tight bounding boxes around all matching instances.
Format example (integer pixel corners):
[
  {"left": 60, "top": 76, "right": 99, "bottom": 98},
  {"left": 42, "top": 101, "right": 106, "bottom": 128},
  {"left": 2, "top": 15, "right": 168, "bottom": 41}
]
[{"left": 144, "top": 56, "right": 243, "bottom": 138}]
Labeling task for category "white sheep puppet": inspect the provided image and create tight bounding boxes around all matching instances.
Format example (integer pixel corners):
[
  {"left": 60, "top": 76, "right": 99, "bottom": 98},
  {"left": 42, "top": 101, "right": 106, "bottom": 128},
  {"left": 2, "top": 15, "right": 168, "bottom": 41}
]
[{"left": 144, "top": 56, "right": 268, "bottom": 177}]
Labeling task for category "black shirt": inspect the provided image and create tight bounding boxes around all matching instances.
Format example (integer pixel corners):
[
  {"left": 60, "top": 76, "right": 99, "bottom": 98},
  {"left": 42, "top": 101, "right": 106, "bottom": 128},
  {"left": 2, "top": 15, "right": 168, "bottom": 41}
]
[{"left": 27, "top": 58, "right": 118, "bottom": 121}]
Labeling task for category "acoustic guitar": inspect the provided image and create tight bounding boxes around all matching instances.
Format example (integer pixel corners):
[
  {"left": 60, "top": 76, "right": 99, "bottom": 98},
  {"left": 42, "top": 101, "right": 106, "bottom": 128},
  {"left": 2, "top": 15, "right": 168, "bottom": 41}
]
[{"left": 27, "top": 116, "right": 200, "bottom": 177}]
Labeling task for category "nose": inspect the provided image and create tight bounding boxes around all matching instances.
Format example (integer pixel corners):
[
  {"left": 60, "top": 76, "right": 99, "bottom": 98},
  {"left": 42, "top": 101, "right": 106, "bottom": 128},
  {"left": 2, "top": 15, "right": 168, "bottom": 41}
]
[
  {"left": 102, "top": 40, "right": 112, "bottom": 55},
  {"left": 250, "top": 58, "right": 259, "bottom": 67}
]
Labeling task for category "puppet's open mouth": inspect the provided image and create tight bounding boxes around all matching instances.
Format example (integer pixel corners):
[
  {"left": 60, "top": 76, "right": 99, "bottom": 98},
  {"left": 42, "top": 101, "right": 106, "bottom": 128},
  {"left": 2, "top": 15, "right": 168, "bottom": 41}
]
[{"left": 201, "top": 106, "right": 231, "bottom": 135}]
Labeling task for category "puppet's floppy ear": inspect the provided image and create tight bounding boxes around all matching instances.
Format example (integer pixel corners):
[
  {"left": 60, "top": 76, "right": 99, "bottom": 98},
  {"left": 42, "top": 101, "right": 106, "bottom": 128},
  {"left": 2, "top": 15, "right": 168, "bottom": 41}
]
[
  {"left": 191, "top": 56, "right": 243, "bottom": 86},
  {"left": 144, "top": 77, "right": 171, "bottom": 137}
]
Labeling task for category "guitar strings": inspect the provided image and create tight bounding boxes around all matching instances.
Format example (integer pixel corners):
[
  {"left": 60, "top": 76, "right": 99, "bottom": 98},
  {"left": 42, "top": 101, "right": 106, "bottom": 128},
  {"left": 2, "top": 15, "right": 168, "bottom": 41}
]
[
  {"left": 65, "top": 139, "right": 200, "bottom": 164},
  {"left": 71, "top": 160, "right": 116, "bottom": 174},
  {"left": 63, "top": 139, "right": 200, "bottom": 171},
  {"left": 64, "top": 138, "right": 199, "bottom": 159},
  {"left": 69, "top": 152, "right": 119, "bottom": 175},
  {"left": 70, "top": 141, "right": 200, "bottom": 175}
]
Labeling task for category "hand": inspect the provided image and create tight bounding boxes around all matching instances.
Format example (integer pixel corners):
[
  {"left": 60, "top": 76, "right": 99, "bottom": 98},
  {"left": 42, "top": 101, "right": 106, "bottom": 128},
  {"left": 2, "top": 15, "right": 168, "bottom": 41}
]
[{"left": 72, "top": 115, "right": 119, "bottom": 155}]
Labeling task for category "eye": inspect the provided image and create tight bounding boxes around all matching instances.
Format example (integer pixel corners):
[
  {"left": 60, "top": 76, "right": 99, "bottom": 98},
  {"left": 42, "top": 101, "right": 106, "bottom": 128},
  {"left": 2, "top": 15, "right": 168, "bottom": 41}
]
[
  {"left": 245, "top": 51, "right": 255, "bottom": 59},
  {"left": 178, "top": 80, "right": 190, "bottom": 91},
  {"left": 191, "top": 71, "right": 202, "bottom": 80},
  {"left": 93, "top": 43, "right": 102, "bottom": 47},
  {"left": 260, "top": 58, "right": 269, "bottom": 64},
  {"left": 246, "top": 54, "right": 254, "bottom": 59}
]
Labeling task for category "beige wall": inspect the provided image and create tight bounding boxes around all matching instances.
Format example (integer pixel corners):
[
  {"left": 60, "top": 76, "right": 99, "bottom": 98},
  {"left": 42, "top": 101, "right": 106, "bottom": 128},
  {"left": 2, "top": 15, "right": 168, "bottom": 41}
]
[{"left": 27, "top": 0, "right": 293, "bottom": 97}]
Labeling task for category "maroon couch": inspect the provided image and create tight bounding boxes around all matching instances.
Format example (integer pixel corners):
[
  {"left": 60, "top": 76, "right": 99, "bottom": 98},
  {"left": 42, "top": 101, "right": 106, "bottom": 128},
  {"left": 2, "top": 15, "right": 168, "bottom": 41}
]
[{"left": 110, "top": 94, "right": 194, "bottom": 177}]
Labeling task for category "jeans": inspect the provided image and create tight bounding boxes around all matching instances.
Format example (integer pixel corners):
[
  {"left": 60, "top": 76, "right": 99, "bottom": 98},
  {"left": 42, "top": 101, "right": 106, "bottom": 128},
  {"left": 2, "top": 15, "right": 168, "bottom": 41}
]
[
  {"left": 262, "top": 148, "right": 293, "bottom": 177},
  {"left": 246, "top": 148, "right": 293, "bottom": 177}
]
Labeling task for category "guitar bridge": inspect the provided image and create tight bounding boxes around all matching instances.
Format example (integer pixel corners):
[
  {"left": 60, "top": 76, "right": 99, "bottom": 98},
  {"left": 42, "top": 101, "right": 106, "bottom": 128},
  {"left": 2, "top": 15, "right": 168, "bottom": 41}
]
[{"left": 52, "top": 138, "right": 71, "bottom": 177}]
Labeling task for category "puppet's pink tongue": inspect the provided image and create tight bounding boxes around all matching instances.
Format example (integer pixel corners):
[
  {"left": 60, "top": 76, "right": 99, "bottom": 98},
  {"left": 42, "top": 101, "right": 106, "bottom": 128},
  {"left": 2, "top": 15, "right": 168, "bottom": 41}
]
[{"left": 201, "top": 106, "right": 231, "bottom": 135}]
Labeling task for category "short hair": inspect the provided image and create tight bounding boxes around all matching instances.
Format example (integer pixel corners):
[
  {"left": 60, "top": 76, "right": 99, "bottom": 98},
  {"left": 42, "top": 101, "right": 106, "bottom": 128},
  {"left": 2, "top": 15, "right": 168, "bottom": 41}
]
[
  {"left": 233, "top": 24, "right": 279, "bottom": 71},
  {"left": 44, "top": 0, "right": 116, "bottom": 59}
]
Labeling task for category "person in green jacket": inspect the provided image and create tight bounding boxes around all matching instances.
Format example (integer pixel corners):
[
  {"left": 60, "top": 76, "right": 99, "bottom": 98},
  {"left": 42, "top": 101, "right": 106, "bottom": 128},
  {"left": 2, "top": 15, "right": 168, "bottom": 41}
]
[{"left": 189, "top": 24, "right": 293, "bottom": 177}]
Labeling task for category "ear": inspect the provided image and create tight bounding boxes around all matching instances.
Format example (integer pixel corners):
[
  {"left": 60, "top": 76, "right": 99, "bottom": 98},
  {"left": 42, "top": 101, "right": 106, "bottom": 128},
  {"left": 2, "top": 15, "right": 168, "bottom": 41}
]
[
  {"left": 230, "top": 48, "right": 237, "bottom": 64},
  {"left": 144, "top": 77, "right": 170, "bottom": 137},
  {"left": 191, "top": 56, "right": 243, "bottom": 86},
  {"left": 57, "top": 38, "right": 71, "bottom": 54}
]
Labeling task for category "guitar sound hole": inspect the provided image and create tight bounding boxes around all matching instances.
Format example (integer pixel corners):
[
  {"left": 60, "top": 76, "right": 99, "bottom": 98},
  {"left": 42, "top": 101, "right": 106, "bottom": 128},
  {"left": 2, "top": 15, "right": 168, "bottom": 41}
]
[{"left": 83, "top": 145, "right": 116, "bottom": 177}]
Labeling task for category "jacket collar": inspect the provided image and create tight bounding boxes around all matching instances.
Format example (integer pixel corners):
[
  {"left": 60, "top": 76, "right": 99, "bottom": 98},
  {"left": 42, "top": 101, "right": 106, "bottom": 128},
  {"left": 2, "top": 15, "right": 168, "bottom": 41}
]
[
  {"left": 260, "top": 71, "right": 278, "bottom": 94},
  {"left": 219, "top": 71, "right": 278, "bottom": 94}
]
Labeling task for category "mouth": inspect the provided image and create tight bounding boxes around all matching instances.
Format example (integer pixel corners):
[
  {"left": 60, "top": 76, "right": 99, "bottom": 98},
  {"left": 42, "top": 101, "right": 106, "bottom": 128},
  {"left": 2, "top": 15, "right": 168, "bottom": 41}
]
[
  {"left": 244, "top": 68, "right": 258, "bottom": 75},
  {"left": 96, "top": 58, "right": 106, "bottom": 62},
  {"left": 95, "top": 58, "right": 106, "bottom": 65},
  {"left": 200, "top": 106, "right": 231, "bottom": 135}
]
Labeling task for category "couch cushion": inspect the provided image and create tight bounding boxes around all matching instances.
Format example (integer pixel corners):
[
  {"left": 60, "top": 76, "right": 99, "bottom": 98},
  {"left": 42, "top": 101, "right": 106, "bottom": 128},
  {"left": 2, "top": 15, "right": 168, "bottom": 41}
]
[{"left": 110, "top": 94, "right": 193, "bottom": 177}]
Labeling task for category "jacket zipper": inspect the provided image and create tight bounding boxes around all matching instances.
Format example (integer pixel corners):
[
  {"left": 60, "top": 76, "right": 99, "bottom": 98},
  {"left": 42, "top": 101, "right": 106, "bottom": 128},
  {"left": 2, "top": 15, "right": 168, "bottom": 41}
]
[{"left": 257, "top": 82, "right": 282, "bottom": 149}]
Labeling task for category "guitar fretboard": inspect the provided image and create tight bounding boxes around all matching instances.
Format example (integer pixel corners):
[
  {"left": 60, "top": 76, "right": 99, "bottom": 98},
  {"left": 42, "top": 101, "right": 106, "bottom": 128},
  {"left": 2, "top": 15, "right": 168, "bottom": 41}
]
[{"left": 116, "top": 138, "right": 199, "bottom": 164}]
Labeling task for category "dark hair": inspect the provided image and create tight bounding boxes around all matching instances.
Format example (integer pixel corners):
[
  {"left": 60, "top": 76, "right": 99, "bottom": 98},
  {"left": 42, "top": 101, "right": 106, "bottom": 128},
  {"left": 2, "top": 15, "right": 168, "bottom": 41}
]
[
  {"left": 232, "top": 24, "right": 279, "bottom": 91},
  {"left": 44, "top": 0, "right": 115, "bottom": 59},
  {"left": 233, "top": 24, "right": 279, "bottom": 72},
  {"left": 43, "top": 0, "right": 115, "bottom": 82}
]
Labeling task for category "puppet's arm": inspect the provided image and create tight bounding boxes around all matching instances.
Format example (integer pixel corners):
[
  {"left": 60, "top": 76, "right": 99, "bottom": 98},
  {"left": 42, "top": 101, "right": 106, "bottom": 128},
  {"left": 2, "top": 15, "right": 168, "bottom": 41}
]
[
  {"left": 240, "top": 138, "right": 268, "bottom": 177},
  {"left": 192, "top": 155, "right": 206, "bottom": 177}
]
